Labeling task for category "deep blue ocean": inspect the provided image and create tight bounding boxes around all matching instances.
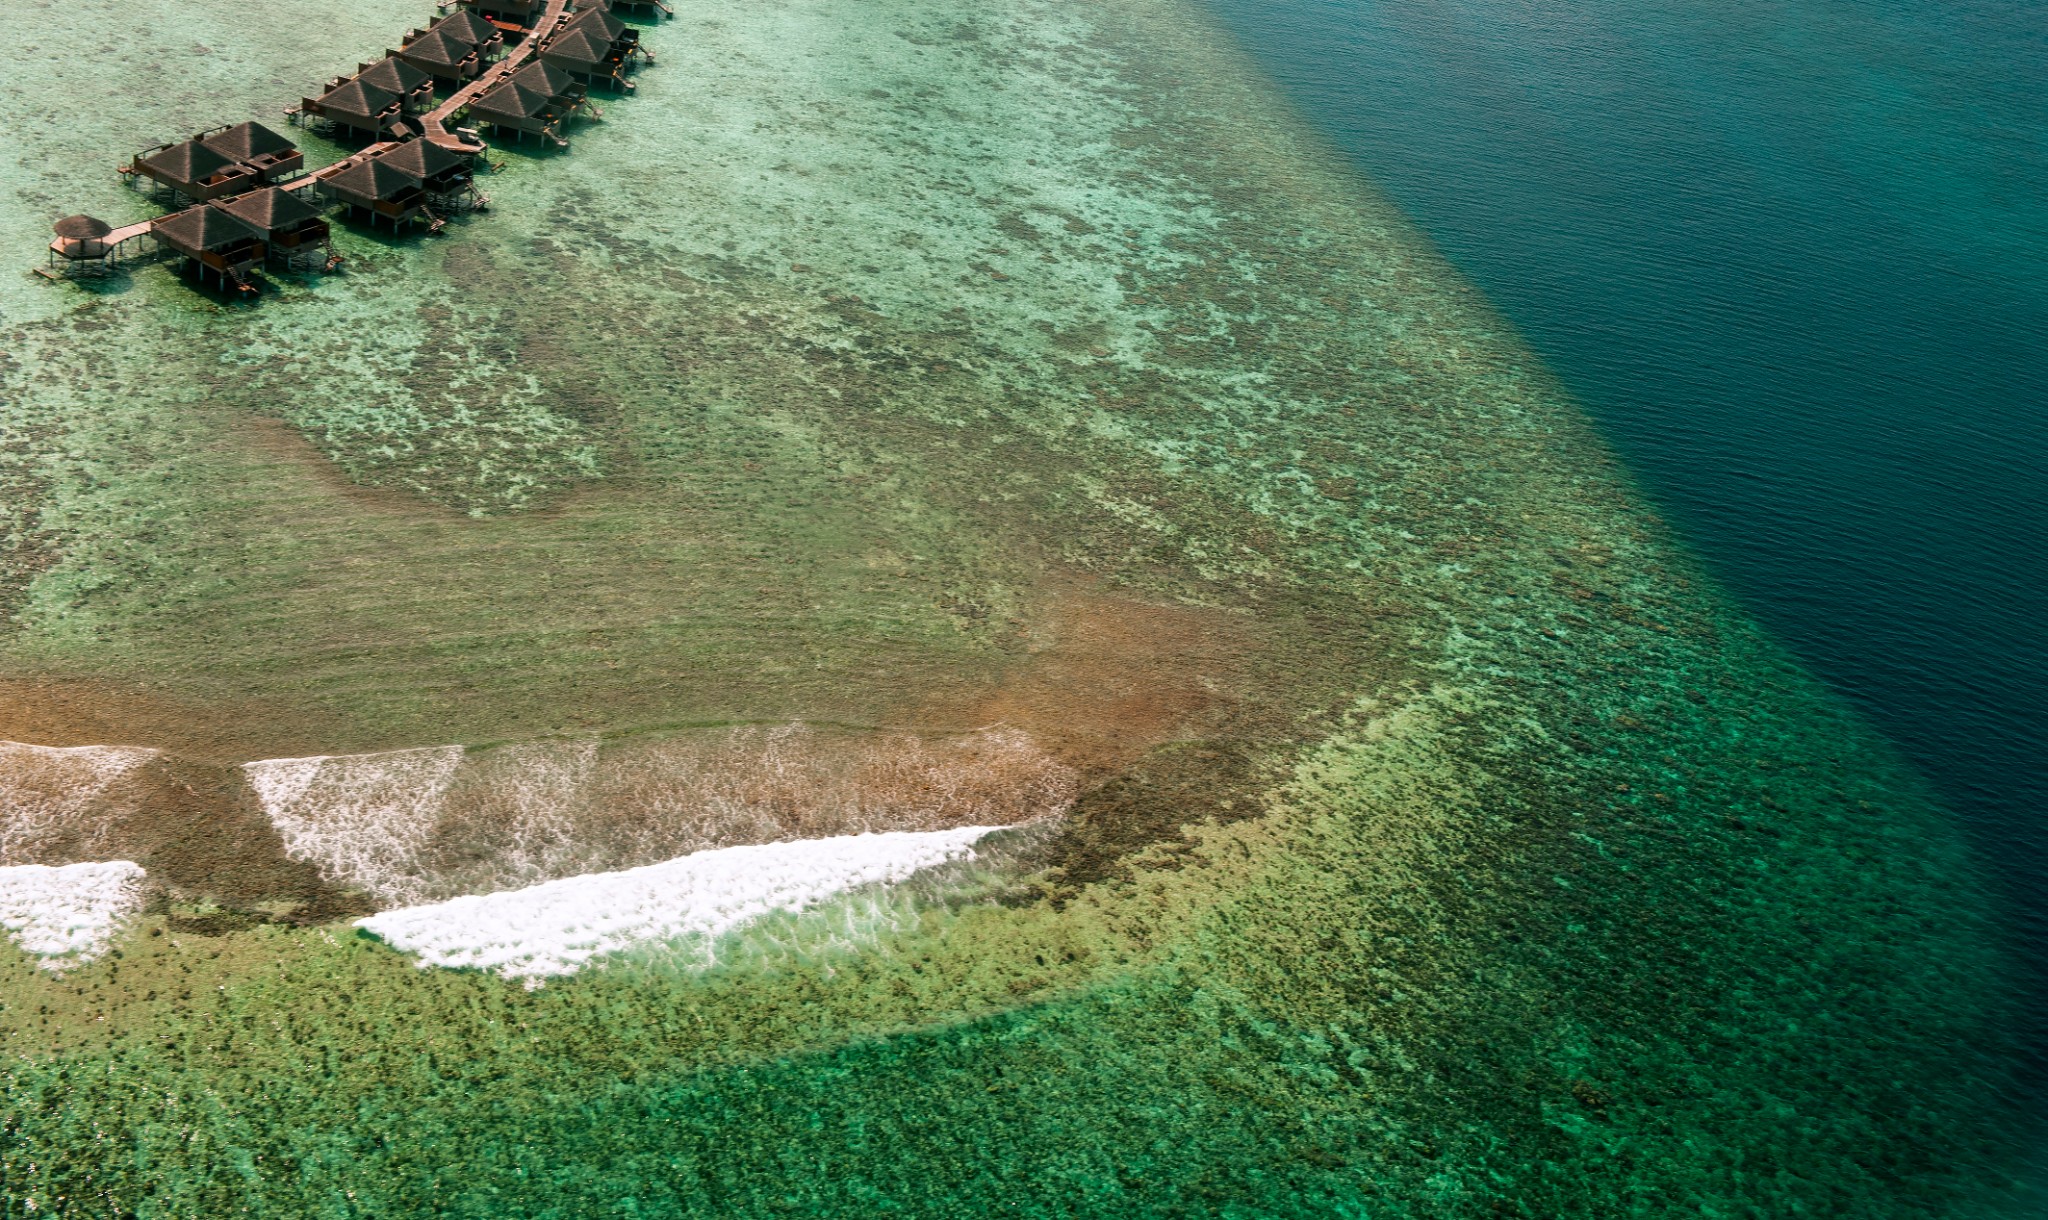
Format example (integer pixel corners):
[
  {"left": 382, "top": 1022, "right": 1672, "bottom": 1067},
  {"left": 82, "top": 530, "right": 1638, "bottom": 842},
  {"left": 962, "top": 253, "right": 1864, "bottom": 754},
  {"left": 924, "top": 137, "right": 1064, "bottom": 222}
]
[{"left": 1202, "top": 0, "right": 2048, "bottom": 1130}]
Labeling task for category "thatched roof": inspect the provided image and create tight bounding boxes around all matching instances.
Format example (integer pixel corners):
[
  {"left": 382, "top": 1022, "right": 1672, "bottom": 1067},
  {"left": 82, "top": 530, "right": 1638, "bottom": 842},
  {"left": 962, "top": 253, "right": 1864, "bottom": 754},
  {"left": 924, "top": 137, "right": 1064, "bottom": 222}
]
[
  {"left": 326, "top": 158, "right": 425, "bottom": 203},
  {"left": 358, "top": 56, "right": 432, "bottom": 96},
  {"left": 137, "top": 139, "right": 235, "bottom": 184},
  {"left": 473, "top": 79, "right": 556, "bottom": 120},
  {"left": 508, "top": 60, "right": 581, "bottom": 100},
  {"left": 540, "top": 29, "right": 620, "bottom": 72},
  {"left": 153, "top": 205, "right": 261, "bottom": 254},
  {"left": 318, "top": 78, "right": 403, "bottom": 123},
  {"left": 377, "top": 139, "right": 469, "bottom": 181},
  {"left": 432, "top": 10, "right": 501, "bottom": 45},
  {"left": 199, "top": 121, "right": 297, "bottom": 162},
  {"left": 562, "top": 7, "right": 631, "bottom": 42},
  {"left": 217, "top": 187, "right": 323, "bottom": 233},
  {"left": 400, "top": 29, "right": 478, "bottom": 73},
  {"left": 53, "top": 214, "right": 111, "bottom": 239}
]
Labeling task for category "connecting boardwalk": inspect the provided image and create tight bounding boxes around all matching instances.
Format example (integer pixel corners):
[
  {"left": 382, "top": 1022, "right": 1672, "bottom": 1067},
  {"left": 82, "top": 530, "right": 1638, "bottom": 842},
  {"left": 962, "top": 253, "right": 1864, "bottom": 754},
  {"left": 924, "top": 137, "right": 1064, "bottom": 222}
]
[
  {"left": 38, "top": 0, "right": 660, "bottom": 291},
  {"left": 292, "top": 141, "right": 403, "bottom": 190},
  {"left": 43, "top": 143, "right": 399, "bottom": 273},
  {"left": 421, "top": 0, "right": 573, "bottom": 152}
]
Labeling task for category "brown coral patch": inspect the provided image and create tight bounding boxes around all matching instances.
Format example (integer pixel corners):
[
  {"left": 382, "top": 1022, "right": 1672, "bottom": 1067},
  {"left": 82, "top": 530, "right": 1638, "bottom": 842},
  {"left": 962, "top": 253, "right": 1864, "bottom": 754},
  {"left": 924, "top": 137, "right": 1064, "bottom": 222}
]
[
  {"left": 0, "top": 675, "right": 350, "bottom": 765},
  {"left": 929, "top": 582, "right": 1268, "bottom": 779},
  {"left": 916, "top": 580, "right": 1330, "bottom": 887}
]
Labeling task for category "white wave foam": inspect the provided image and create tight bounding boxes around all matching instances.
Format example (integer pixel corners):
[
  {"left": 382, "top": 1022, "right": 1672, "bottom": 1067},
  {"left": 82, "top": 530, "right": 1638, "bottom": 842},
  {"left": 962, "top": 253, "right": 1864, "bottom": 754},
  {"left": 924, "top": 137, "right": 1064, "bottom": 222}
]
[
  {"left": 0, "top": 861, "right": 147, "bottom": 970},
  {"left": 472, "top": 737, "right": 600, "bottom": 859},
  {"left": 244, "top": 746, "right": 464, "bottom": 903},
  {"left": 356, "top": 826, "right": 1001, "bottom": 979},
  {"left": 1, "top": 742, "right": 159, "bottom": 864}
]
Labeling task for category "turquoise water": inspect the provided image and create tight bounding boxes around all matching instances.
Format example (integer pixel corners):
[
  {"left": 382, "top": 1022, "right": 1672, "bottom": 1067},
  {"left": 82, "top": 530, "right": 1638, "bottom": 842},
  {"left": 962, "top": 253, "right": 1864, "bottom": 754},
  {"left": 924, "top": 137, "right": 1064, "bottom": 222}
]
[
  {"left": 0, "top": 0, "right": 2041, "bottom": 1210},
  {"left": 1200, "top": 0, "right": 2048, "bottom": 1105}
]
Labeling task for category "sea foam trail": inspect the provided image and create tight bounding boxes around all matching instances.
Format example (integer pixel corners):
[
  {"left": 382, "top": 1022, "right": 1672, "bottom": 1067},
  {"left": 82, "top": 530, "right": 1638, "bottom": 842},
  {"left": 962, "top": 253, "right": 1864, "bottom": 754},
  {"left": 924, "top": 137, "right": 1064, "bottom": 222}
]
[
  {"left": 356, "top": 826, "right": 1002, "bottom": 979},
  {"left": 0, "top": 861, "right": 147, "bottom": 971},
  {"left": 244, "top": 746, "right": 465, "bottom": 903},
  {"left": 1, "top": 742, "right": 159, "bottom": 865}
]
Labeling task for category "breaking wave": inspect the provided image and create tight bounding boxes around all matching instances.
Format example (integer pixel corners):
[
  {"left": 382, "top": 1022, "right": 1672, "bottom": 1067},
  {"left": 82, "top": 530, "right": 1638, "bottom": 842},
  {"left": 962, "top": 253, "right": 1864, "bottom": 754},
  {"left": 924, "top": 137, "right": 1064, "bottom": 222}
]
[
  {"left": 243, "top": 745, "right": 466, "bottom": 905},
  {"left": 0, "top": 861, "right": 147, "bottom": 971},
  {"left": 248, "top": 725, "right": 1073, "bottom": 905},
  {"left": 356, "top": 826, "right": 1002, "bottom": 979}
]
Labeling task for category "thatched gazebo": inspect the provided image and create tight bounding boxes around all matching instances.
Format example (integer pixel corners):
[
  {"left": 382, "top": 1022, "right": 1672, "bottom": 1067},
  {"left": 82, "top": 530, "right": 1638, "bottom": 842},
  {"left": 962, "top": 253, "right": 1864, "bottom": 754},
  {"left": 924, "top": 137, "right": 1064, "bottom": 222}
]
[
  {"left": 45, "top": 214, "right": 115, "bottom": 277},
  {"left": 52, "top": 214, "right": 112, "bottom": 259}
]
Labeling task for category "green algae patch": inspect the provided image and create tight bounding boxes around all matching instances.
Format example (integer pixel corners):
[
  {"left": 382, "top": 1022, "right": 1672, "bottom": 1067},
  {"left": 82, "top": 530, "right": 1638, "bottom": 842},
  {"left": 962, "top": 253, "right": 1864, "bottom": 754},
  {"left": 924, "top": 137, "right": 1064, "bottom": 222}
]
[
  {"left": 0, "top": 0, "right": 2029, "bottom": 1211},
  {"left": 0, "top": 665, "right": 2016, "bottom": 1215}
]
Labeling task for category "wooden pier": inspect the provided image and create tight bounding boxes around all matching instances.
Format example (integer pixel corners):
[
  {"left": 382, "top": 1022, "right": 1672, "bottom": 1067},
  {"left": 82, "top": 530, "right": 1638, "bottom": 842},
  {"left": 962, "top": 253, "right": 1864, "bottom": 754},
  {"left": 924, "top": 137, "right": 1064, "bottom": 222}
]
[
  {"left": 38, "top": 0, "right": 660, "bottom": 293},
  {"left": 420, "top": 0, "right": 574, "bottom": 152},
  {"left": 41, "top": 146, "right": 398, "bottom": 284}
]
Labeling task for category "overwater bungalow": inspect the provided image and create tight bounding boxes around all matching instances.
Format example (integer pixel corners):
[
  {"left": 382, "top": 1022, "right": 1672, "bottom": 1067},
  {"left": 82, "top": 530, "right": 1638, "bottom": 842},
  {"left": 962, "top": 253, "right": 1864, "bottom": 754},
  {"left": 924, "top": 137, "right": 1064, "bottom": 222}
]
[
  {"left": 513, "top": 60, "right": 589, "bottom": 108},
  {"left": 561, "top": 6, "right": 640, "bottom": 52},
  {"left": 354, "top": 56, "right": 438, "bottom": 113},
  {"left": 195, "top": 122, "right": 304, "bottom": 184},
  {"left": 321, "top": 158, "right": 435, "bottom": 230},
  {"left": 456, "top": 0, "right": 547, "bottom": 32},
  {"left": 582, "top": 0, "right": 674, "bottom": 18},
  {"left": 300, "top": 78, "right": 408, "bottom": 138},
  {"left": 395, "top": 28, "right": 485, "bottom": 86},
  {"left": 152, "top": 204, "right": 264, "bottom": 292},
  {"left": 466, "top": 61, "right": 587, "bottom": 144},
  {"left": 217, "top": 186, "right": 336, "bottom": 271},
  {"left": 427, "top": 9, "right": 506, "bottom": 58},
  {"left": 539, "top": 26, "right": 632, "bottom": 90},
  {"left": 129, "top": 138, "right": 263, "bottom": 203},
  {"left": 375, "top": 139, "right": 487, "bottom": 211}
]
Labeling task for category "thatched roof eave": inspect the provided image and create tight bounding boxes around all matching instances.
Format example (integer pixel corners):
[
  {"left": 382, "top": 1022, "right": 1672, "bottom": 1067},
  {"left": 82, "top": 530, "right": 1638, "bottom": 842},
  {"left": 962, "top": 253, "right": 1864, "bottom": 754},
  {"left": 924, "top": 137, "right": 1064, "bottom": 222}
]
[{"left": 54, "top": 214, "right": 112, "bottom": 239}]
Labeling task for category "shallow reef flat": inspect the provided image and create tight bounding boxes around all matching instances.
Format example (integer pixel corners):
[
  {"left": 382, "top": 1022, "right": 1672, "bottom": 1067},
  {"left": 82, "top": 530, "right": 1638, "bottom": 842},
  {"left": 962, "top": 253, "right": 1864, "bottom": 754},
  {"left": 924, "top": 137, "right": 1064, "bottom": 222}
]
[{"left": 0, "top": 0, "right": 2025, "bottom": 1212}]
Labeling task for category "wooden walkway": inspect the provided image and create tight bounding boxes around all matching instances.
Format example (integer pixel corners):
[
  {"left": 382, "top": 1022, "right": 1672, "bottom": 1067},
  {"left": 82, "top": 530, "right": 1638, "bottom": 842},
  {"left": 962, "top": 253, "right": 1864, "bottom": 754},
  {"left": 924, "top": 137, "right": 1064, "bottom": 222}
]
[
  {"left": 297, "top": 141, "right": 402, "bottom": 187},
  {"left": 39, "top": 0, "right": 634, "bottom": 282},
  {"left": 49, "top": 143, "right": 398, "bottom": 269},
  {"left": 421, "top": 0, "right": 575, "bottom": 151}
]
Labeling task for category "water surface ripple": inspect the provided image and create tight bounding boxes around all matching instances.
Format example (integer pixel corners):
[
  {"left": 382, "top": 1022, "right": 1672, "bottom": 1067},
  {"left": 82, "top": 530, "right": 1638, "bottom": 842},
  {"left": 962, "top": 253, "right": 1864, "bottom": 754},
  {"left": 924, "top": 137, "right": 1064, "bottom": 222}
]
[{"left": 1200, "top": 0, "right": 2048, "bottom": 1110}]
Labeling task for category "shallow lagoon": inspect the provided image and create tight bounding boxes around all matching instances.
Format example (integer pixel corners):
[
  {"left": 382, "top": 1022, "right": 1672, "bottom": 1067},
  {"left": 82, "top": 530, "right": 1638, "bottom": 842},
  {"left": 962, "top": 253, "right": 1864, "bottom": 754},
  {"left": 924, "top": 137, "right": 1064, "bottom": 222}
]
[{"left": 0, "top": 0, "right": 2030, "bottom": 1212}]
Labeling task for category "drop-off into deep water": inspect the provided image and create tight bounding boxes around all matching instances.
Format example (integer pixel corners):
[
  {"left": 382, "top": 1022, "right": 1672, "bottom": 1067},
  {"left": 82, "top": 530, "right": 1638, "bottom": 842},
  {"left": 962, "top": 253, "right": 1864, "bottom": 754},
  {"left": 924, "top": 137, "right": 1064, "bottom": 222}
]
[{"left": 0, "top": 0, "right": 2031, "bottom": 1212}]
